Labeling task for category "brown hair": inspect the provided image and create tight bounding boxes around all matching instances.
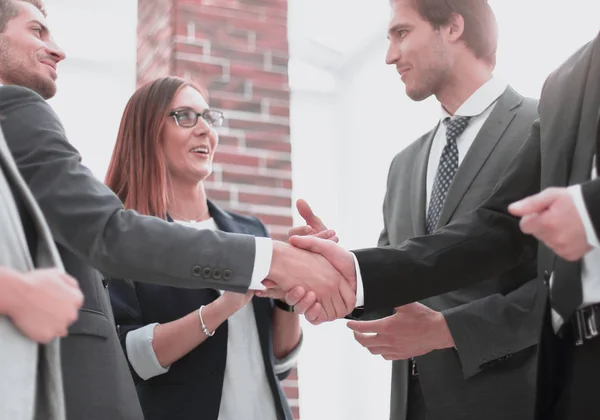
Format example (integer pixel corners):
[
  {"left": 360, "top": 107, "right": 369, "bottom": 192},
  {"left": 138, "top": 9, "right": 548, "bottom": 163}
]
[
  {"left": 105, "top": 76, "right": 207, "bottom": 219},
  {"left": 0, "top": 0, "right": 46, "bottom": 32},
  {"left": 404, "top": 0, "right": 498, "bottom": 66}
]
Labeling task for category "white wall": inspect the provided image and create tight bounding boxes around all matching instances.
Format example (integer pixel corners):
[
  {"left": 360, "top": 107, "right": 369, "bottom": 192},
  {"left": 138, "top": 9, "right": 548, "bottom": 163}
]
[
  {"left": 290, "top": 1, "right": 599, "bottom": 420},
  {"left": 44, "top": 0, "right": 138, "bottom": 179}
]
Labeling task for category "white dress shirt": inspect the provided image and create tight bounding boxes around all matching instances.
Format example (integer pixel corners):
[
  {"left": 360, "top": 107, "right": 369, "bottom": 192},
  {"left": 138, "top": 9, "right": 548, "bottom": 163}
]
[
  {"left": 426, "top": 77, "right": 508, "bottom": 210},
  {"left": 250, "top": 237, "right": 272, "bottom": 290},
  {"left": 552, "top": 159, "right": 600, "bottom": 331},
  {"left": 126, "top": 218, "right": 301, "bottom": 420},
  {"left": 354, "top": 77, "right": 508, "bottom": 307}
]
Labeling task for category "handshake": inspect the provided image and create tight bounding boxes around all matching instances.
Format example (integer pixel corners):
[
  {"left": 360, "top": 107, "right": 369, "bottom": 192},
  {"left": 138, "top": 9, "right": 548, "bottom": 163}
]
[{"left": 257, "top": 200, "right": 359, "bottom": 324}]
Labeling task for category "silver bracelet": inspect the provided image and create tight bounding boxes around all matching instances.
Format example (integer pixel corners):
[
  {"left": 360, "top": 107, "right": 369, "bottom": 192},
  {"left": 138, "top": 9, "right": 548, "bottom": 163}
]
[{"left": 198, "top": 305, "right": 214, "bottom": 337}]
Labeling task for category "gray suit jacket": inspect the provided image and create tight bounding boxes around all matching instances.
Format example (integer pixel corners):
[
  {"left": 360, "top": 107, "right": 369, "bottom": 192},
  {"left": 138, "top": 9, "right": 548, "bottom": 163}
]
[
  {"left": 0, "top": 85, "right": 261, "bottom": 419},
  {"left": 0, "top": 129, "right": 66, "bottom": 420},
  {"left": 381, "top": 87, "right": 540, "bottom": 420}
]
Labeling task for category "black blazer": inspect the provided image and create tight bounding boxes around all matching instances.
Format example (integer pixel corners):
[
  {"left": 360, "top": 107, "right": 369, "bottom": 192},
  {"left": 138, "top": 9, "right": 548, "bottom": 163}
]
[{"left": 109, "top": 201, "right": 293, "bottom": 420}]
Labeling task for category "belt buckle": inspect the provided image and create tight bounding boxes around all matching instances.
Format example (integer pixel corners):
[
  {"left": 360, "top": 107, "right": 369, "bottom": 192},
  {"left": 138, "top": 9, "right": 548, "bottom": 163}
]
[
  {"left": 575, "top": 306, "right": 599, "bottom": 346},
  {"left": 410, "top": 358, "right": 418, "bottom": 377},
  {"left": 583, "top": 306, "right": 599, "bottom": 340}
]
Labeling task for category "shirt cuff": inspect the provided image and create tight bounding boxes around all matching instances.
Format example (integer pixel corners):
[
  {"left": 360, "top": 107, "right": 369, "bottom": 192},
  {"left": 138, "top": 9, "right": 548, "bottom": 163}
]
[
  {"left": 568, "top": 185, "right": 600, "bottom": 248},
  {"left": 273, "top": 333, "right": 303, "bottom": 375},
  {"left": 248, "top": 237, "right": 272, "bottom": 290},
  {"left": 351, "top": 252, "right": 365, "bottom": 308},
  {"left": 125, "top": 323, "right": 170, "bottom": 380}
]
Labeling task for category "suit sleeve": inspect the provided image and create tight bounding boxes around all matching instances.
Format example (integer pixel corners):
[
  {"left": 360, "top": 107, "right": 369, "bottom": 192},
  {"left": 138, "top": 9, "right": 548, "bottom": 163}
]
[
  {"left": 353, "top": 119, "right": 541, "bottom": 313},
  {"left": 442, "top": 269, "right": 543, "bottom": 379},
  {"left": 0, "top": 86, "right": 255, "bottom": 292},
  {"left": 581, "top": 177, "right": 600, "bottom": 242}
]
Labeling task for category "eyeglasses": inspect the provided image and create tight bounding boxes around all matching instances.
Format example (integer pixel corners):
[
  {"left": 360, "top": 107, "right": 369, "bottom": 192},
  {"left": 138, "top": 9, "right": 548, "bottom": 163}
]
[{"left": 169, "top": 109, "right": 225, "bottom": 128}]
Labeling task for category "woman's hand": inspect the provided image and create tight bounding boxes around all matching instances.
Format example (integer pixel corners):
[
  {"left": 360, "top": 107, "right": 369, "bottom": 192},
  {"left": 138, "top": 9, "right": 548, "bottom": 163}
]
[
  {"left": 217, "top": 290, "right": 254, "bottom": 314},
  {"left": 288, "top": 199, "right": 339, "bottom": 243}
]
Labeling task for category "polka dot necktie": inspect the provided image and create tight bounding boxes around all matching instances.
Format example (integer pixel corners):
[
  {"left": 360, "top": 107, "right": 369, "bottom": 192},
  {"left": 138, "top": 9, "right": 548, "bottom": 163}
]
[{"left": 426, "top": 116, "right": 472, "bottom": 234}]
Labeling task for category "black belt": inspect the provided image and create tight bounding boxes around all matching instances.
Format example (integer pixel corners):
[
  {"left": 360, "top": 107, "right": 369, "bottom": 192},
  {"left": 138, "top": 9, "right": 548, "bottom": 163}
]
[{"left": 572, "top": 304, "right": 600, "bottom": 346}]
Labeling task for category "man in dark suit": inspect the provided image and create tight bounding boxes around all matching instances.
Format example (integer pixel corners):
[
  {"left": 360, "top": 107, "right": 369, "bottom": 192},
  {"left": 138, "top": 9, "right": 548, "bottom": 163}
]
[
  {"left": 292, "top": 27, "right": 600, "bottom": 420},
  {"left": 295, "top": 1, "right": 539, "bottom": 419},
  {"left": 0, "top": 1, "right": 352, "bottom": 419}
]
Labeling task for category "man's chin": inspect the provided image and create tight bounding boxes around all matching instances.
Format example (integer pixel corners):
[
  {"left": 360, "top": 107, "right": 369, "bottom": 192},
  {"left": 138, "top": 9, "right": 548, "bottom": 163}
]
[
  {"left": 34, "top": 81, "right": 57, "bottom": 100},
  {"left": 406, "top": 87, "right": 431, "bottom": 102}
]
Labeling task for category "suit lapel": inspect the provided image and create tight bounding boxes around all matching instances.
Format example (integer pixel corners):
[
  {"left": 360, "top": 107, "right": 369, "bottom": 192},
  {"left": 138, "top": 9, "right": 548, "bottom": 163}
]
[
  {"left": 208, "top": 200, "right": 250, "bottom": 234},
  {"left": 0, "top": 129, "right": 66, "bottom": 420},
  {"left": 568, "top": 38, "right": 600, "bottom": 184},
  {"left": 436, "top": 87, "right": 520, "bottom": 228},
  {"left": 411, "top": 128, "right": 437, "bottom": 236},
  {"left": 541, "top": 40, "right": 598, "bottom": 190},
  {"left": 0, "top": 130, "right": 63, "bottom": 271}
]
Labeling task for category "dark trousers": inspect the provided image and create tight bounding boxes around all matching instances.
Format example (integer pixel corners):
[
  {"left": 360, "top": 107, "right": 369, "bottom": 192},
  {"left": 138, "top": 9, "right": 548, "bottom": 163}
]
[
  {"left": 407, "top": 371, "right": 428, "bottom": 420},
  {"left": 553, "top": 332, "right": 600, "bottom": 419},
  {"left": 537, "top": 313, "right": 600, "bottom": 420}
]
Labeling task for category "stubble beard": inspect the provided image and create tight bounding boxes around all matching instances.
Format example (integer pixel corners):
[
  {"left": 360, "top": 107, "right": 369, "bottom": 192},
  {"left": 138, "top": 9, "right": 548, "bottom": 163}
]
[{"left": 0, "top": 36, "right": 57, "bottom": 99}]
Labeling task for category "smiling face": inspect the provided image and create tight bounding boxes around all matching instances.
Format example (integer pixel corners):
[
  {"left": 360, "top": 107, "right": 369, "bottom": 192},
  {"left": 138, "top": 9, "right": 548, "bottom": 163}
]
[
  {"left": 385, "top": 0, "right": 452, "bottom": 101},
  {"left": 0, "top": 0, "right": 66, "bottom": 99},
  {"left": 161, "top": 86, "right": 219, "bottom": 185}
]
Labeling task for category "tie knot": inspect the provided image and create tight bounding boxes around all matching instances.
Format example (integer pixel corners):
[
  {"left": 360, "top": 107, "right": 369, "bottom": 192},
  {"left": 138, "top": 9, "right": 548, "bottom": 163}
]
[{"left": 444, "top": 116, "right": 471, "bottom": 144}]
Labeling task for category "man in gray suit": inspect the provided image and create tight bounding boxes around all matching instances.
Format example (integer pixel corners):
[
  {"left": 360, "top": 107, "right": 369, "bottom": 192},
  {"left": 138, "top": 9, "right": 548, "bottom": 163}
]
[
  {"left": 0, "top": 128, "right": 83, "bottom": 420},
  {"left": 0, "top": 1, "right": 354, "bottom": 418},
  {"left": 295, "top": 0, "right": 540, "bottom": 419}
]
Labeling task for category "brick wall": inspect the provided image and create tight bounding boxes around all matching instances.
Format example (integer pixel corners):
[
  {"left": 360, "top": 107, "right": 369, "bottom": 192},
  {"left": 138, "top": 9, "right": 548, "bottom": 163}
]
[
  {"left": 137, "top": 0, "right": 174, "bottom": 85},
  {"left": 137, "top": 0, "right": 299, "bottom": 418}
]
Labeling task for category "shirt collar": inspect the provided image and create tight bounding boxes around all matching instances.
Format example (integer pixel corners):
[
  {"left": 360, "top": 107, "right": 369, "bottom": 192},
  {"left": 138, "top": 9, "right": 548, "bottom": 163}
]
[{"left": 440, "top": 76, "right": 508, "bottom": 121}]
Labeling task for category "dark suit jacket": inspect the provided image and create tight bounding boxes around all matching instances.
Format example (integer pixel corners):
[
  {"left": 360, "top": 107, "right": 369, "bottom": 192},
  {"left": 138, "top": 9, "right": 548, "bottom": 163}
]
[
  {"left": 353, "top": 32, "right": 600, "bottom": 419},
  {"left": 0, "top": 86, "right": 263, "bottom": 420},
  {"left": 379, "top": 87, "right": 540, "bottom": 420},
  {"left": 109, "top": 201, "right": 293, "bottom": 420}
]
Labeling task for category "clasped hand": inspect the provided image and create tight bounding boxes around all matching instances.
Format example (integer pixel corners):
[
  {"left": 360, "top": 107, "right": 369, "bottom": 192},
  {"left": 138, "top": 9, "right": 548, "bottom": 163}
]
[{"left": 257, "top": 199, "right": 357, "bottom": 324}]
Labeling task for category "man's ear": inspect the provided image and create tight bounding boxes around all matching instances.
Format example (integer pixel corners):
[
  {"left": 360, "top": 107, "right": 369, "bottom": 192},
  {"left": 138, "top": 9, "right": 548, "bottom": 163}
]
[{"left": 446, "top": 12, "right": 465, "bottom": 42}]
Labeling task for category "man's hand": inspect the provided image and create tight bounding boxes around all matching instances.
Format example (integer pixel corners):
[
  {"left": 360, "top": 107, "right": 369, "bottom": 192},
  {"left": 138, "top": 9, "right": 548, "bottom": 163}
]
[
  {"left": 266, "top": 240, "right": 356, "bottom": 322},
  {"left": 1, "top": 268, "right": 84, "bottom": 343},
  {"left": 509, "top": 187, "right": 592, "bottom": 261},
  {"left": 346, "top": 303, "right": 455, "bottom": 360},
  {"left": 285, "top": 200, "right": 339, "bottom": 321},
  {"left": 287, "top": 235, "right": 357, "bottom": 324},
  {"left": 258, "top": 199, "right": 339, "bottom": 323}
]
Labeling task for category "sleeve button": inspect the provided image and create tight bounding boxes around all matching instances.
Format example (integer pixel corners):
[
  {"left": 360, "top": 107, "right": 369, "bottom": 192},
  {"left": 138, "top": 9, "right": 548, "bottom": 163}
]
[{"left": 192, "top": 265, "right": 202, "bottom": 277}]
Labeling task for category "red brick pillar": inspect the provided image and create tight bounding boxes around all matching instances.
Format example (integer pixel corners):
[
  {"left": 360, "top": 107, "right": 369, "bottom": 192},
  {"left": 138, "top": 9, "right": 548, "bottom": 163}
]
[{"left": 137, "top": 1, "right": 298, "bottom": 418}]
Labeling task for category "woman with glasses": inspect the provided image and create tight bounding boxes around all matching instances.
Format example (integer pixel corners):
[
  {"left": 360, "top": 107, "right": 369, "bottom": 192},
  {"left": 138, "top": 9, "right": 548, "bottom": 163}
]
[{"left": 105, "top": 77, "right": 302, "bottom": 420}]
